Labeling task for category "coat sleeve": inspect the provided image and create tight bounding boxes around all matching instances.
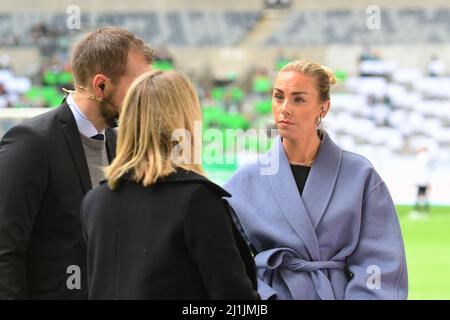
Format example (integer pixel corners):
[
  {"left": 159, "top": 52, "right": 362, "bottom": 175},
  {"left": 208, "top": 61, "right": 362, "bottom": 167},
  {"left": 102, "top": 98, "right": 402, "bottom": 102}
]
[
  {"left": 224, "top": 201, "right": 278, "bottom": 300},
  {"left": 80, "top": 194, "right": 89, "bottom": 243},
  {"left": 0, "top": 125, "right": 48, "bottom": 299},
  {"left": 222, "top": 200, "right": 259, "bottom": 290},
  {"left": 183, "top": 184, "right": 259, "bottom": 300},
  {"left": 344, "top": 181, "right": 408, "bottom": 300},
  {"left": 225, "top": 171, "right": 278, "bottom": 300},
  {"left": 225, "top": 201, "right": 256, "bottom": 254}
]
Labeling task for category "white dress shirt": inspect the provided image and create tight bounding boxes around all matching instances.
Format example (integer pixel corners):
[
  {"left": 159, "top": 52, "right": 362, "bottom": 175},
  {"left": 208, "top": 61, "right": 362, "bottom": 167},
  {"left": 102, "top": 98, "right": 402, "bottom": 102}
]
[{"left": 66, "top": 94, "right": 105, "bottom": 138}]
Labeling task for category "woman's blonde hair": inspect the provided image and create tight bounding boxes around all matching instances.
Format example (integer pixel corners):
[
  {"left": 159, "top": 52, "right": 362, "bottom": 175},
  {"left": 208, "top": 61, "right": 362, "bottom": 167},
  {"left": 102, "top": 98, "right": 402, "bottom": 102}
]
[
  {"left": 280, "top": 59, "right": 336, "bottom": 101},
  {"left": 105, "top": 70, "right": 204, "bottom": 190}
]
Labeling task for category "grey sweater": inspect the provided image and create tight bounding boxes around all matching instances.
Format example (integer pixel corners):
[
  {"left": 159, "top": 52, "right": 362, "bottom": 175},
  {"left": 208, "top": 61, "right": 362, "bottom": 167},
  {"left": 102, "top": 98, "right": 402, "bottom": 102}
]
[{"left": 80, "top": 133, "right": 109, "bottom": 187}]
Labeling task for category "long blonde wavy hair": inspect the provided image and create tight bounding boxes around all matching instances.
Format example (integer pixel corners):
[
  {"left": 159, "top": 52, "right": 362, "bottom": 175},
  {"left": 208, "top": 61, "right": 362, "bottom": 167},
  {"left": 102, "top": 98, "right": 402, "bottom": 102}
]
[{"left": 105, "top": 70, "right": 204, "bottom": 190}]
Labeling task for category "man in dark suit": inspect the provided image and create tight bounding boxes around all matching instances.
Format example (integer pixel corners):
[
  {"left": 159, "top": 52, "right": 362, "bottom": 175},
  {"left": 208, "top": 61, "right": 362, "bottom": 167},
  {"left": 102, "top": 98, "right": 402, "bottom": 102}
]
[{"left": 0, "top": 27, "right": 154, "bottom": 299}]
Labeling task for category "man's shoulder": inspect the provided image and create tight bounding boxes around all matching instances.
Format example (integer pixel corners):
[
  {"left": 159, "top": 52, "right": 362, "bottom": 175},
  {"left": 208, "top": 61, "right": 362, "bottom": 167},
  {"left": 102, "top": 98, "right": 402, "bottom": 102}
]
[
  {"left": 5, "top": 104, "right": 68, "bottom": 140},
  {"left": 21, "top": 106, "right": 61, "bottom": 132},
  {"left": 0, "top": 105, "right": 69, "bottom": 154}
]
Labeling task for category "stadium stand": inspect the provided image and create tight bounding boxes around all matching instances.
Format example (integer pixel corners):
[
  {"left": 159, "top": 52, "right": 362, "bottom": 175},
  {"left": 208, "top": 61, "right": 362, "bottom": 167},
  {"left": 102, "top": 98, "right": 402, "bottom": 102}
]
[
  {"left": 267, "top": 7, "right": 450, "bottom": 45},
  {"left": 1, "top": 0, "right": 450, "bottom": 202}
]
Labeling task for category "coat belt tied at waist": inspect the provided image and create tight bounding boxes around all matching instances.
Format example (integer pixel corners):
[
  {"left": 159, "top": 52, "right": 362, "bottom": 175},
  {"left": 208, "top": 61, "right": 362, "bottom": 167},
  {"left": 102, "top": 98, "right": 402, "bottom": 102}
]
[{"left": 255, "top": 247, "right": 345, "bottom": 300}]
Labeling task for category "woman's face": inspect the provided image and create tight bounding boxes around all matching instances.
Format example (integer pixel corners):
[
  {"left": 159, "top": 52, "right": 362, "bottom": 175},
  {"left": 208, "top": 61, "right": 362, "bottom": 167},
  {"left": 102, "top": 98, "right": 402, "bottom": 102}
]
[{"left": 272, "top": 71, "right": 328, "bottom": 141}]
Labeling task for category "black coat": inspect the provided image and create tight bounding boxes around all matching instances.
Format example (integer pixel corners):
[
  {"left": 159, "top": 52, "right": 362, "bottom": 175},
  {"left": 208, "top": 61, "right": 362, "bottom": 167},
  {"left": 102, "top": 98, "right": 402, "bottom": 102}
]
[
  {"left": 81, "top": 169, "right": 259, "bottom": 300},
  {"left": 0, "top": 102, "right": 116, "bottom": 299}
]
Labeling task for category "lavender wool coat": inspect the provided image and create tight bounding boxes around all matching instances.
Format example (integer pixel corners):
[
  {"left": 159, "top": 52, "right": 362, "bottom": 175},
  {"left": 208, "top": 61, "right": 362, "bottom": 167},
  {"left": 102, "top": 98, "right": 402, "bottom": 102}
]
[{"left": 224, "top": 132, "right": 408, "bottom": 300}]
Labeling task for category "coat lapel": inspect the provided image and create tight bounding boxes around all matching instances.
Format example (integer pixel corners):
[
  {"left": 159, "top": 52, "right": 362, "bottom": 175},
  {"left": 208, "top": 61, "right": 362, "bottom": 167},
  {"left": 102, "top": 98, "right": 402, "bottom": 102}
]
[
  {"left": 268, "top": 137, "right": 320, "bottom": 261},
  {"left": 58, "top": 102, "right": 92, "bottom": 193},
  {"left": 267, "top": 132, "right": 343, "bottom": 261},
  {"left": 302, "top": 132, "right": 343, "bottom": 229},
  {"left": 105, "top": 128, "right": 117, "bottom": 163}
]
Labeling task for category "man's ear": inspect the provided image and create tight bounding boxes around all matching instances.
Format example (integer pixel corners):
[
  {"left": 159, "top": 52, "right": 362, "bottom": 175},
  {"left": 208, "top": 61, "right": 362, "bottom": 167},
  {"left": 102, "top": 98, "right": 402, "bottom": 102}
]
[{"left": 92, "top": 74, "right": 108, "bottom": 99}]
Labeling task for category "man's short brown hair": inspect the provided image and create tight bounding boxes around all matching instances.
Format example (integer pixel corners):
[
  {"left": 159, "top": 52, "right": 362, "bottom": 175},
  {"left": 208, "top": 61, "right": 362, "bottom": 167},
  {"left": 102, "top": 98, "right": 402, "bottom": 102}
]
[{"left": 71, "top": 26, "right": 155, "bottom": 87}]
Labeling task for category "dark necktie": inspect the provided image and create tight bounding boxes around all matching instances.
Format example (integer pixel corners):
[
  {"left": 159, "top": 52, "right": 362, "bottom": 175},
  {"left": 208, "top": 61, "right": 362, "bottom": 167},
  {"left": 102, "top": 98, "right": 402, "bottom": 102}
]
[{"left": 90, "top": 133, "right": 105, "bottom": 141}]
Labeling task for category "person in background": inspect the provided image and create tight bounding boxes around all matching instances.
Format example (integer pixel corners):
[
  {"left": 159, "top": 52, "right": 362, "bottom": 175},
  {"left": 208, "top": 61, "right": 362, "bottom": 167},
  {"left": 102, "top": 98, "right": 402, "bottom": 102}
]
[
  {"left": 427, "top": 54, "right": 446, "bottom": 77},
  {"left": 410, "top": 146, "right": 434, "bottom": 219}
]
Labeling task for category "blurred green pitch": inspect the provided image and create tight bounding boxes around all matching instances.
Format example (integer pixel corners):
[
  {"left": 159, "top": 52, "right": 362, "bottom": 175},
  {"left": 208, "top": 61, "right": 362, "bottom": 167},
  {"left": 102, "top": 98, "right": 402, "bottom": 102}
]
[{"left": 397, "top": 205, "right": 450, "bottom": 300}]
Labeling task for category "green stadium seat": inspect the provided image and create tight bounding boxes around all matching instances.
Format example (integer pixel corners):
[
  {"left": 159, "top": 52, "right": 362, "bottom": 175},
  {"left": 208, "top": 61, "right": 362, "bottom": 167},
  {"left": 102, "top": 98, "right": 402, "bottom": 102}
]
[
  {"left": 58, "top": 71, "right": 74, "bottom": 85},
  {"left": 202, "top": 146, "right": 238, "bottom": 172},
  {"left": 211, "top": 87, "right": 226, "bottom": 102},
  {"left": 276, "top": 59, "right": 290, "bottom": 71},
  {"left": 25, "top": 87, "right": 43, "bottom": 102},
  {"left": 49, "top": 92, "right": 65, "bottom": 107},
  {"left": 202, "top": 106, "right": 225, "bottom": 127},
  {"left": 230, "top": 87, "right": 244, "bottom": 103},
  {"left": 219, "top": 113, "right": 250, "bottom": 130},
  {"left": 43, "top": 71, "right": 59, "bottom": 86},
  {"left": 42, "top": 86, "right": 57, "bottom": 101},
  {"left": 255, "top": 99, "right": 272, "bottom": 114},
  {"left": 153, "top": 60, "right": 173, "bottom": 71},
  {"left": 334, "top": 70, "right": 348, "bottom": 83},
  {"left": 252, "top": 76, "right": 272, "bottom": 94}
]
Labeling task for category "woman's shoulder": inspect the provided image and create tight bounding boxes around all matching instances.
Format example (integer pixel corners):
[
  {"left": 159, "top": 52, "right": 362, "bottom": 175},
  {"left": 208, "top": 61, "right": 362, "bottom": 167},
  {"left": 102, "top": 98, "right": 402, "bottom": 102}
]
[
  {"left": 227, "top": 153, "right": 271, "bottom": 180},
  {"left": 341, "top": 149, "right": 375, "bottom": 170},
  {"left": 83, "top": 180, "right": 113, "bottom": 204},
  {"left": 160, "top": 168, "right": 231, "bottom": 199},
  {"left": 340, "top": 149, "right": 384, "bottom": 188},
  {"left": 224, "top": 160, "right": 264, "bottom": 193}
]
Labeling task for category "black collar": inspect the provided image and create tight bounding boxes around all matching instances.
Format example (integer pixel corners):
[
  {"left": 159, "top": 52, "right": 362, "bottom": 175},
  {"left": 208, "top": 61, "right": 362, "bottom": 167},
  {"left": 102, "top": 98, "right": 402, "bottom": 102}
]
[
  {"left": 161, "top": 168, "right": 231, "bottom": 197},
  {"left": 109, "top": 168, "right": 231, "bottom": 198}
]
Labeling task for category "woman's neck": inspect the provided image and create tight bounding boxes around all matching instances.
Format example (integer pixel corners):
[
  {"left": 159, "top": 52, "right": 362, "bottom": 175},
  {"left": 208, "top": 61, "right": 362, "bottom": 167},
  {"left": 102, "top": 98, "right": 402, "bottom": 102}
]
[{"left": 282, "top": 134, "right": 321, "bottom": 165}]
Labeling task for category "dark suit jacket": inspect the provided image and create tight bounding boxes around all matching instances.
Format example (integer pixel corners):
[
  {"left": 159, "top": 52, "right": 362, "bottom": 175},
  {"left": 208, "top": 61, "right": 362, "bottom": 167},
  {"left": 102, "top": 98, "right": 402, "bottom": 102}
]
[
  {"left": 81, "top": 169, "right": 259, "bottom": 300},
  {"left": 0, "top": 101, "right": 116, "bottom": 299}
]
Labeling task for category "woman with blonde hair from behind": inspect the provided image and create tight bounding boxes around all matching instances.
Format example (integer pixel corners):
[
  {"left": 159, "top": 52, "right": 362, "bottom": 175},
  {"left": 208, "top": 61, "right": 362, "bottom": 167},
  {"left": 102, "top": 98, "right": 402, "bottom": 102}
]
[{"left": 80, "top": 70, "right": 259, "bottom": 300}]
